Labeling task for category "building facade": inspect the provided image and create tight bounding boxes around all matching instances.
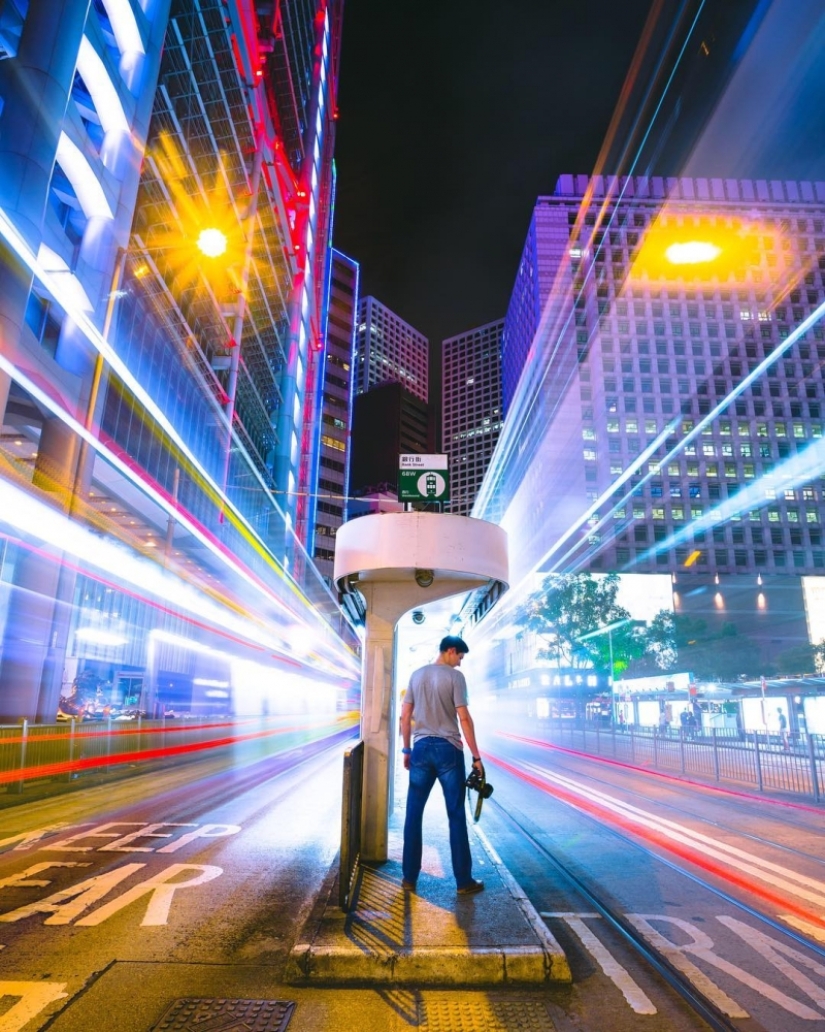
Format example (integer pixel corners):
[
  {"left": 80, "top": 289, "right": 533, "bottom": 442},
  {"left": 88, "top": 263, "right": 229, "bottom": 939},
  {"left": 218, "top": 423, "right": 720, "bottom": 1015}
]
[
  {"left": 442, "top": 319, "right": 504, "bottom": 516},
  {"left": 477, "top": 174, "right": 825, "bottom": 662},
  {"left": 349, "top": 380, "right": 432, "bottom": 499},
  {"left": 354, "top": 295, "right": 428, "bottom": 403},
  {"left": 313, "top": 248, "right": 358, "bottom": 580},
  {"left": 0, "top": 0, "right": 358, "bottom": 723}
]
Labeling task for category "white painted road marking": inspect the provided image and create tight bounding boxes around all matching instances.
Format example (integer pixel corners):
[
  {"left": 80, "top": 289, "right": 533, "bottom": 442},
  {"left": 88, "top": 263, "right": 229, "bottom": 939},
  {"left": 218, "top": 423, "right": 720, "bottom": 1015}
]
[
  {"left": 0, "top": 862, "right": 223, "bottom": 926},
  {"left": 0, "top": 862, "right": 91, "bottom": 889},
  {"left": 718, "top": 915, "right": 825, "bottom": 1012},
  {"left": 545, "top": 912, "right": 825, "bottom": 1020},
  {"left": 0, "top": 982, "right": 67, "bottom": 1032},
  {"left": 76, "top": 863, "right": 223, "bottom": 926},
  {"left": 629, "top": 914, "right": 823, "bottom": 1020},
  {"left": 543, "top": 912, "right": 656, "bottom": 1014}
]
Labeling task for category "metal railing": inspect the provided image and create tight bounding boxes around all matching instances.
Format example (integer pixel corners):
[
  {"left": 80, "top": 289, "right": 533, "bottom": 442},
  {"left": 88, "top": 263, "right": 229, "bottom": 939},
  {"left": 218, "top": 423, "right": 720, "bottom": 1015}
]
[
  {"left": 339, "top": 739, "right": 364, "bottom": 911},
  {"left": 538, "top": 720, "right": 824, "bottom": 803},
  {"left": 0, "top": 715, "right": 355, "bottom": 796}
]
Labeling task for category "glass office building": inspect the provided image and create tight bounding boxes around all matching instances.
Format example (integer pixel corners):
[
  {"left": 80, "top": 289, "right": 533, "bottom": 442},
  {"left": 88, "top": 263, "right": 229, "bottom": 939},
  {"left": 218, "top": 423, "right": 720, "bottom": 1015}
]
[
  {"left": 0, "top": 0, "right": 358, "bottom": 722},
  {"left": 442, "top": 319, "right": 504, "bottom": 516},
  {"left": 476, "top": 174, "right": 825, "bottom": 661}
]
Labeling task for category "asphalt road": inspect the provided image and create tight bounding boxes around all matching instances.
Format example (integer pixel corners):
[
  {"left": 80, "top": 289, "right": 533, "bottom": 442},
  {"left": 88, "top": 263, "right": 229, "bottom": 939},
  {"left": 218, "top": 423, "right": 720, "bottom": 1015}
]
[
  {"left": 482, "top": 722, "right": 825, "bottom": 1030},
  {"left": 0, "top": 731, "right": 347, "bottom": 1031},
  {"left": 1, "top": 721, "right": 824, "bottom": 1031}
]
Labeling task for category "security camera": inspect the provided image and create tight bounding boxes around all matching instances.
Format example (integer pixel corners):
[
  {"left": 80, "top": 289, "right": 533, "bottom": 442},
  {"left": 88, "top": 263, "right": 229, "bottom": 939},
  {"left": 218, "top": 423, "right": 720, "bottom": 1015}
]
[{"left": 412, "top": 610, "right": 426, "bottom": 625}]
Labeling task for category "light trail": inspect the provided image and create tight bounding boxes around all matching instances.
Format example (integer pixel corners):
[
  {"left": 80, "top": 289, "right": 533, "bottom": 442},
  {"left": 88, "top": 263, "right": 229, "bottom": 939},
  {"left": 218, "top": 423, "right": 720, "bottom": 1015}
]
[
  {"left": 0, "top": 204, "right": 347, "bottom": 649},
  {"left": 0, "top": 716, "right": 357, "bottom": 786},
  {"left": 501, "top": 731, "right": 825, "bottom": 816},
  {"left": 490, "top": 749, "right": 825, "bottom": 934},
  {"left": 474, "top": 0, "right": 709, "bottom": 521},
  {"left": 0, "top": 353, "right": 358, "bottom": 675}
]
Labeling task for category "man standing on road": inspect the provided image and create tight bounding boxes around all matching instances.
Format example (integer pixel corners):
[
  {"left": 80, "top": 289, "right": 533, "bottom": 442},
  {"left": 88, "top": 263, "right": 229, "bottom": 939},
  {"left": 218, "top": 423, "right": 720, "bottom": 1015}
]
[{"left": 400, "top": 635, "right": 485, "bottom": 896}]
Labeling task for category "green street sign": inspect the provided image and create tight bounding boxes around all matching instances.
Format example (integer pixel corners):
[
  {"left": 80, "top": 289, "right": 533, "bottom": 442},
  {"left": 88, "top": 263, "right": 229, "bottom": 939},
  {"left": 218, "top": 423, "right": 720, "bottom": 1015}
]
[{"left": 398, "top": 454, "right": 450, "bottom": 502}]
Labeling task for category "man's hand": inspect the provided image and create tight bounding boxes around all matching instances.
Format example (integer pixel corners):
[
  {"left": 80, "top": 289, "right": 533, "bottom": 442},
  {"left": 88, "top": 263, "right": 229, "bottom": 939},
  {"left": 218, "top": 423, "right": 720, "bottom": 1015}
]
[{"left": 403, "top": 752, "right": 411, "bottom": 770}]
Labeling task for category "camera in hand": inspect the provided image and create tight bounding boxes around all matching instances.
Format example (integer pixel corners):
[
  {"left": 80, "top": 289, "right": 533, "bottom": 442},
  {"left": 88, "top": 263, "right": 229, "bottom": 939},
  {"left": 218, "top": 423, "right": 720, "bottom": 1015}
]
[
  {"left": 465, "top": 767, "right": 493, "bottom": 822},
  {"left": 465, "top": 767, "right": 493, "bottom": 799}
]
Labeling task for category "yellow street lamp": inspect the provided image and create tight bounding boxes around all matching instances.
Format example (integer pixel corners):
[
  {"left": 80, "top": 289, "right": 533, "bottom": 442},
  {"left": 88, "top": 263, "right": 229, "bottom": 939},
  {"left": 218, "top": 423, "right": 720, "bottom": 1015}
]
[{"left": 196, "top": 227, "right": 228, "bottom": 259}]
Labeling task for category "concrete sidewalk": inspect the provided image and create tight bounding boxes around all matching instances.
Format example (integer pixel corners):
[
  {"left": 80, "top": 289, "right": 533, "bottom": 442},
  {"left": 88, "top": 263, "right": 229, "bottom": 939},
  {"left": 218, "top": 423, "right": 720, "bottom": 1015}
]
[{"left": 287, "top": 792, "right": 570, "bottom": 987}]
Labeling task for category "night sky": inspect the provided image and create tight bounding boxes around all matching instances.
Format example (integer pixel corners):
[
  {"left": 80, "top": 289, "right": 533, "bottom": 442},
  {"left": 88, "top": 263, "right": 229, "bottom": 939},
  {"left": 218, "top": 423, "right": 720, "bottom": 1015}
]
[{"left": 332, "top": 0, "right": 653, "bottom": 347}]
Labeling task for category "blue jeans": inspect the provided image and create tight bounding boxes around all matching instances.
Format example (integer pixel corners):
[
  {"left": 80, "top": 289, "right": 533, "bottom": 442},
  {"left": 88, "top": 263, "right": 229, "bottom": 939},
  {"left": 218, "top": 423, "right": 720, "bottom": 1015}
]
[{"left": 402, "top": 736, "right": 473, "bottom": 888}]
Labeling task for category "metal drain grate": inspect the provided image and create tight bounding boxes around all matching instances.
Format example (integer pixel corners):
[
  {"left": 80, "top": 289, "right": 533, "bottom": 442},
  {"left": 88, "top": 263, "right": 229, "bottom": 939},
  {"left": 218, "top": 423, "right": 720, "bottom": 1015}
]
[
  {"left": 420, "top": 997, "right": 556, "bottom": 1032},
  {"left": 151, "top": 998, "right": 296, "bottom": 1032}
]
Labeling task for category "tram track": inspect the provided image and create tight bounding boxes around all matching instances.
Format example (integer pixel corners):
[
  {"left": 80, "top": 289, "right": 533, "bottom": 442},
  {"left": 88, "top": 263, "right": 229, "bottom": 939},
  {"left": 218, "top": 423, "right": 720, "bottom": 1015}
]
[
  {"left": 484, "top": 754, "right": 825, "bottom": 1030},
  {"left": 513, "top": 737, "right": 825, "bottom": 873},
  {"left": 488, "top": 796, "right": 740, "bottom": 1030}
]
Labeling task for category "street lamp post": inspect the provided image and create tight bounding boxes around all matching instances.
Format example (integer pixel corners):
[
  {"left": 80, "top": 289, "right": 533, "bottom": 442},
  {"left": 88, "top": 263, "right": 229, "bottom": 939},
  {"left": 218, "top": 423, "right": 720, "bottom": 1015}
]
[{"left": 576, "top": 618, "right": 636, "bottom": 727}]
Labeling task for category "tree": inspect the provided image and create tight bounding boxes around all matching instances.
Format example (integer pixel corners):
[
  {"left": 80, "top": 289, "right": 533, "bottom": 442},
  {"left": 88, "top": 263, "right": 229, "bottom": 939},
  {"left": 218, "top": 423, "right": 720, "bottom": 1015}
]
[
  {"left": 518, "top": 572, "right": 646, "bottom": 674},
  {"left": 813, "top": 640, "right": 825, "bottom": 674},
  {"left": 774, "top": 643, "right": 817, "bottom": 676},
  {"left": 641, "top": 614, "right": 764, "bottom": 681}
]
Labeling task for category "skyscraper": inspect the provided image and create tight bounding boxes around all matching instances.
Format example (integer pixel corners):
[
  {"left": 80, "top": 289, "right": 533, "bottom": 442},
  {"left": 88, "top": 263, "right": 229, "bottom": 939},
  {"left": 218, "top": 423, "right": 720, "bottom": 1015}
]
[
  {"left": 354, "top": 295, "right": 429, "bottom": 402},
  {"left": 481, "top": 174, "right": 825, "bottom": 659},
  {"left": 442, "top": 319, "right": 504, "bottom": 516},
  {"left": 0, "top": 0, "right": 356, "bottom": 722},
  {"left": 314, "top": 248, "right": 358, "bottom": 580}
]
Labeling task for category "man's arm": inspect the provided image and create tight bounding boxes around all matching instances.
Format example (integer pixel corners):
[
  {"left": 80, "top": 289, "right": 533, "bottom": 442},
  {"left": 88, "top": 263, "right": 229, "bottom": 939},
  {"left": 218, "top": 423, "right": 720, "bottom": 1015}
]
[
  {"left": 400, "top": 701, "right": 414, "bottom": 770},
  {"left": 456, "top": 705, "right": 483, "bottom": 771}
]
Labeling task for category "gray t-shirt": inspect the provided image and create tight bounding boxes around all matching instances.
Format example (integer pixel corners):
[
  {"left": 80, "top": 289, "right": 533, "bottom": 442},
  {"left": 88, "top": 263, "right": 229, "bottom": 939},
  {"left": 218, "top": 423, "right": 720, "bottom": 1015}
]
[{"left": 407, "top": 662, "right": 468, "bottom": 750}]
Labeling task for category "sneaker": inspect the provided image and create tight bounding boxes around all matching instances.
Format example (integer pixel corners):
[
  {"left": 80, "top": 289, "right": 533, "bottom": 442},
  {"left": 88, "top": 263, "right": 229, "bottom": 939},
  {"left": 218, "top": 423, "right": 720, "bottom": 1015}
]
[
  {"left": 457, "top": 879, "right": 485, "bottom": 895},
  {"left": 401, "top": 879, "right": 417, "bottom": 892}
]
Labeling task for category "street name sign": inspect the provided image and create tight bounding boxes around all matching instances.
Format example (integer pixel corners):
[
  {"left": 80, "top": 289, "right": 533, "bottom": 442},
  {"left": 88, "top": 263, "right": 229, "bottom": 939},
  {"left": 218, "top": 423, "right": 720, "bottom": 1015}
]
[{"left": 398, "top": 453, "right": 450, "bottom": 502}]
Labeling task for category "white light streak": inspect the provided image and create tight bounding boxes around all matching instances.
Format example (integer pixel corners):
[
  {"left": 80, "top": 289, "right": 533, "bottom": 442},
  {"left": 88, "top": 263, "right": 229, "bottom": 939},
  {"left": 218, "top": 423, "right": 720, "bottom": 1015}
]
[
  {"left": 77, "top": 36, "right": 130, "bottom": 137},
  {"left": 55, "top": 132, "right": 113, "bottom": 220}
]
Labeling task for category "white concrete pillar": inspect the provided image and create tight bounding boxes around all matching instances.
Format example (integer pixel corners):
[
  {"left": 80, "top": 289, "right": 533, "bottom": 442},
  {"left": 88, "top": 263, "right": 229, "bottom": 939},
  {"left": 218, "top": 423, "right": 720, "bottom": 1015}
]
[{"left": 334, "top": 512, "right": 509, "bottom": 863}]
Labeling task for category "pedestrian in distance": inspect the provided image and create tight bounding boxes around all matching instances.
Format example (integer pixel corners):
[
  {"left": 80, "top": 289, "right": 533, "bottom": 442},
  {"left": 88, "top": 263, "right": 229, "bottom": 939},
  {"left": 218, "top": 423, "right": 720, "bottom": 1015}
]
[
  {"left": 400, "top": 635, "right": 485, "bottom": 896},
  {"left": 777, "top": 707, "right": 789, "bottom": 750}
]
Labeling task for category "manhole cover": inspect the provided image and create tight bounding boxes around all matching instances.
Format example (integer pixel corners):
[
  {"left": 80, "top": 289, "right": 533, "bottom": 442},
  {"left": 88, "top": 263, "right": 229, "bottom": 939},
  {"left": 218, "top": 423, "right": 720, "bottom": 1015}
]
[{"left": 151, "top": 998, "right": 296, "bottom": 1032}]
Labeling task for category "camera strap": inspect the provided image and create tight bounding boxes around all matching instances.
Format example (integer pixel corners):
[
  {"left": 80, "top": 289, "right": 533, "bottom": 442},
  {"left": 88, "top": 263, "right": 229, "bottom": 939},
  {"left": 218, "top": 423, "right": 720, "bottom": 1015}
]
[{"left": 471, "top": 775, "right": 485, "bottom": 822}]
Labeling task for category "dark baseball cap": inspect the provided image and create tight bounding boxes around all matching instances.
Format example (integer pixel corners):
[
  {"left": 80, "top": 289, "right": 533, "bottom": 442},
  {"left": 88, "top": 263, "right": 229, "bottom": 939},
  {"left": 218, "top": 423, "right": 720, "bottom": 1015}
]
[{"left": 439, "top": 635, "right": 469, "bottom": 654}]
